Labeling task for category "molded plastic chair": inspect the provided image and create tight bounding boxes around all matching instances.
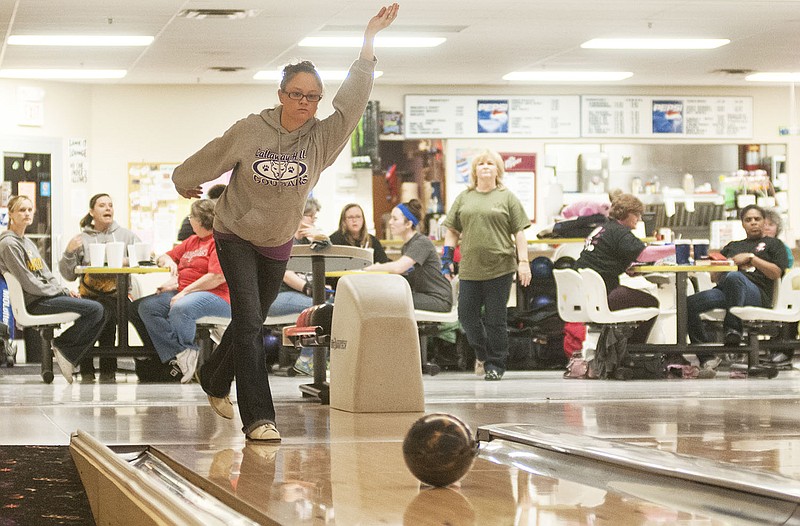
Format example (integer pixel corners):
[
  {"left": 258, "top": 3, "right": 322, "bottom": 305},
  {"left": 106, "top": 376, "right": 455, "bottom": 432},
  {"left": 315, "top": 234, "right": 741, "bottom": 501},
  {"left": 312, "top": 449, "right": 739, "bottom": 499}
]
[
  {"left": 553, "top": 269, "right": 590, "bottom": 323},
  {"left": 3, "top": 272, "right": 80, "bottom": 384},
  {"left": 414, "top": 276, "right": 459, "bottom": 376},
  {"left": 729, "top": 268, "right": 800, "bottom": 373},
  {"left": 578, "top": 268, "right": 660, "bottom": 325}
]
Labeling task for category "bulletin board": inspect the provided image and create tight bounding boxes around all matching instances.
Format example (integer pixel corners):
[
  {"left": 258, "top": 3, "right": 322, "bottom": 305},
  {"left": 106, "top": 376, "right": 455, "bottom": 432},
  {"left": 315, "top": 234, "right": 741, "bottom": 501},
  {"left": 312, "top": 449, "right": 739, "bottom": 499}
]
[
  {"left": 128, "top": 162, "right": 182, "bottom": 256},
  {"left": 453, "top": 150, "right": 536, "bottom": 221}
]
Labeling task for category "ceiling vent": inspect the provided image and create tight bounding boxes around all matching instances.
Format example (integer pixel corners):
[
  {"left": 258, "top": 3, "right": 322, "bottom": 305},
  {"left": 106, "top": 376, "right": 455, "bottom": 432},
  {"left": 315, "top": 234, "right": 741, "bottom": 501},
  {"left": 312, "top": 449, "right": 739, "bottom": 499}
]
[
  {"left": 209, "top": 67, "right": 246, "bottom": 73},
  {"left": 712, "top": 68, "right": 755, "bottom": 76},
  {"left": 179, "top": 9, "right": 258, "bottom": 20}
]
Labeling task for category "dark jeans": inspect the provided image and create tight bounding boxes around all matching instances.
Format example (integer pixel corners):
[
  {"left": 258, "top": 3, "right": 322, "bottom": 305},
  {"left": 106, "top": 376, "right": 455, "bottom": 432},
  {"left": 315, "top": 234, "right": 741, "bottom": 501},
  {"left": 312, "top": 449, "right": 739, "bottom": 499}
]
[
  {"left": 607, "top": 285, "right": 659, "bottom": 344},
  {"left": 28, "top": 295, "right": 106, "bottom": 365},
  {"left": 458, "top": 273, "right": 514, "bottom": 374},
  {"left": 200, "top": 237, "right": 287, "bottom": 434},
  {"left": 688, "top": 271, "right": 762, "bottom": 343},
  {"left": 79, "top": 293, "right": 119, "bottom": 375},
  {"left": 688, "top": 271, "right": 762, "bottom": 365}
]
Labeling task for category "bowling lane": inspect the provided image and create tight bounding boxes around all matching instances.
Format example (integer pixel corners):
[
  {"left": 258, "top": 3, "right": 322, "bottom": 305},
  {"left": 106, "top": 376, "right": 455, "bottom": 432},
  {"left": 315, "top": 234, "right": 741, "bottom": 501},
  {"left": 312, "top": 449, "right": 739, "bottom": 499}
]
[{"left": 149, "top": 398, "right": 800, "bottom": 525}]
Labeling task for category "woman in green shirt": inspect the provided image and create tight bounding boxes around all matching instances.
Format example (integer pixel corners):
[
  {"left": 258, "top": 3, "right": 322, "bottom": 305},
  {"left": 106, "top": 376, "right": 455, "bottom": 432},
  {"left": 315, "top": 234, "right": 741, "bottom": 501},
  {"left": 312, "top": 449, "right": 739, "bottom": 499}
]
[{"left": 442, "top": 150, "right": 531, "bottom": 381}]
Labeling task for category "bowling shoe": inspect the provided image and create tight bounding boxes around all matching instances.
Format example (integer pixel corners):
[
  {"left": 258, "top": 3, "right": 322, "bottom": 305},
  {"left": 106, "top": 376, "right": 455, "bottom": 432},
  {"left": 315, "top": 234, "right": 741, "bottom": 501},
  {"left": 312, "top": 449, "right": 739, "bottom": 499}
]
[
  {"left": 246, "top": 422, "right": 281, "bottom": 442},
  {"left": 52, "top": 346, "right": 74, "bottom": 384},
  {"left": 208, "top": 394, "right": 234, "bottom": 420},
  {"left": 484, "top": 369, "right": 503, "bottom": 381}
]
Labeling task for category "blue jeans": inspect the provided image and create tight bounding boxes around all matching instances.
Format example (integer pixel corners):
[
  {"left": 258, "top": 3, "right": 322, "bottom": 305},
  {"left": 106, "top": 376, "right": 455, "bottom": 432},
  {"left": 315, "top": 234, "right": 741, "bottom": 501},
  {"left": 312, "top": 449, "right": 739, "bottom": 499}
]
[
  {"left": 458, "top": 273, "right": 514, "bottom": 374},
  {"left": 688, "top": 271, "right": 762, "bottom": 344},
  {"left": 28, "top": 295, "right": 106, "bottom": 365},
  {"left": 201, "top": 237, "right": 287, "bottom": 435},
  {"left": 268, "top": 290, "right": 313, "bottom": 316},
  {"left": 137, "top": 291, "right": 231, "bottom": 363}
]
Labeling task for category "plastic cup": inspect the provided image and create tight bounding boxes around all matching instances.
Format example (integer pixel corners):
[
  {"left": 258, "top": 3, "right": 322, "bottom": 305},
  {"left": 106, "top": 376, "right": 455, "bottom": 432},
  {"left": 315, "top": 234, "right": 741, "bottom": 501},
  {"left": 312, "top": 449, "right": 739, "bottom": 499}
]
[
  {"left": 88, "top": 243, "right": 105, "bottom": 267},
  {"left": 134, "top": 242, "right": 152, "bottom": 265},
  {"left": 675, "top": 239, "right": 691, "bottom": 265},
  {"left": 128, "top": 245, "right": 138, "bottom": 267},
  {"left": 693, "top": 239, "right": 709, "bottom": 261},
  {"left": 106, "top": 242, "right": 125, "bottom": 268}
]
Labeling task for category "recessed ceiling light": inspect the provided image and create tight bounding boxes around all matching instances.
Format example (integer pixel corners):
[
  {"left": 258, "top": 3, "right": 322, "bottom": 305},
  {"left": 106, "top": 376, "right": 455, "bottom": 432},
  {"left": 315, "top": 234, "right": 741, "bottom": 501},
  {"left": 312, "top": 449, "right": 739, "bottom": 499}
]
[
  {"left": 581, "top": 38, "right": 729, "bottom": 50},
  {"left": 8, "top": 35, "right": 154, "bottom": 46},
  {"left": 745, "top": 72, "right": 800, "bottom": 82},
  {"left": 0, "top": 69, "right": 127, "bottom": 79},
  {"left": 503, "top": 71, "right": 633, "bottom": 82},
  {"left": 299, "top": 37, "right": 445, "bottom": 48},
  {"left": 254, "top": 70, "right": 383, "bottom": 81}
]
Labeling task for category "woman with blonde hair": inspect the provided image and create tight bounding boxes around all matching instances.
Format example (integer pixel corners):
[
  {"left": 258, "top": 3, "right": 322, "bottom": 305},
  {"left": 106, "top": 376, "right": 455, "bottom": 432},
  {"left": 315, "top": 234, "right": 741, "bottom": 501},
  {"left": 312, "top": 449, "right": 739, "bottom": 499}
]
[
  {"left": 329, "top": 203, "right": 390, "bottom": 263},
  {"left": 0, "top": 196, "right": 105, "bottom": 383},
  {"left": 442, "top": 149, "right": 531, "bottom": 381}
]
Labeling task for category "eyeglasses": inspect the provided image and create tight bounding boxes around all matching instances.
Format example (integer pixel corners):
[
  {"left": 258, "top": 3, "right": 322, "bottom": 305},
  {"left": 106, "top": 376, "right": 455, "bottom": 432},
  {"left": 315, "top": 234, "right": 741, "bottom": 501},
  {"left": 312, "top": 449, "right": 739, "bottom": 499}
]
[{"left": 282, "top": 90, "right": 322, "bottom": 102}]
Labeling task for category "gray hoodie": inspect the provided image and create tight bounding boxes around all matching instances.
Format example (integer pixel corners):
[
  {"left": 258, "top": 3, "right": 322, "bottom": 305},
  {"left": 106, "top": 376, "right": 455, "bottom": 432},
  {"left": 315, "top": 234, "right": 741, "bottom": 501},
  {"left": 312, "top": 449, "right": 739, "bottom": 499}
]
[
  {"left": 0, "top": 230, "right": 68, "bottom": 306},
  {"left": 172, "top": 58, "right": 376, "bottom": 249},
  {"left": 59, "top": 221, "right": 140, "bottom": 281}
]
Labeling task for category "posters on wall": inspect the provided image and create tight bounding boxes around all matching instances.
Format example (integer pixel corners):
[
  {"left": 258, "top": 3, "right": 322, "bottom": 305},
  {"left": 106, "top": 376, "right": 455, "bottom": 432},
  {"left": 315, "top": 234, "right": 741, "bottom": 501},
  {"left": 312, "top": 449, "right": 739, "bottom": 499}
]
[
  {"left": 582, "top": 95, "right": 752, "bottom": 138},
  {"left": 405, "top": 95, "right": 581, "bottom": 138},
  {"left": 128, "top": 163, "right": 180, "bottom": 256},
  {"left": 405, "top": 95, "right": 752, "bottom": 139}
]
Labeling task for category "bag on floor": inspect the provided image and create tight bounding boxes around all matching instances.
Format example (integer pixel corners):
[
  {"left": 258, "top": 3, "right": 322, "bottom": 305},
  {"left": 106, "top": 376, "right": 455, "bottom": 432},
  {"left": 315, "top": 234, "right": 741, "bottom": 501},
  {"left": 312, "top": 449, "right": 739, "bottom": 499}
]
[
  {"left": 0, "top": 322, "right": 15, "bottom": 367},
  {"left": 623, "top": 353, "right": 667, "bottom": 380}
]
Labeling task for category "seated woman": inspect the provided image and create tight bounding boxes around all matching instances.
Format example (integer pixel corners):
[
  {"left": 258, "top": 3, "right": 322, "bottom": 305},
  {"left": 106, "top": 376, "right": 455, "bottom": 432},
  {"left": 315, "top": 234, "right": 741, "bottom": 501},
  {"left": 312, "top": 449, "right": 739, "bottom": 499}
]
[
  {"left": 0, "top": 196, "right": 106, "bottom": 384},
  {"left": 688, "top": 204, "right": 787, "bottom": 375},
  {"left": 329, "top": 203, "right": 390, "bottom": 263},
  {"left": 130, "top": 199, "right": 230, "bottom": 383},
  {"left": 363, "top": 199, "right": 453, "bottom": 313},
  {"left": 575, "top": 193, "right": 673, "bottom": 345},
  {"left": 59, "top": 193, "right": 141, "bottom": 382}
]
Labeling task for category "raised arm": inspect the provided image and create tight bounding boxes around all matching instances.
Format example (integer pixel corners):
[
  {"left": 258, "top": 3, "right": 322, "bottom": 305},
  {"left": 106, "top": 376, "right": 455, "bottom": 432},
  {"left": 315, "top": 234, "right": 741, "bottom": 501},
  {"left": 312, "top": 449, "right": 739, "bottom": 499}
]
[{"left": 360, "top": 3, "right": 399, "bottom": 61}]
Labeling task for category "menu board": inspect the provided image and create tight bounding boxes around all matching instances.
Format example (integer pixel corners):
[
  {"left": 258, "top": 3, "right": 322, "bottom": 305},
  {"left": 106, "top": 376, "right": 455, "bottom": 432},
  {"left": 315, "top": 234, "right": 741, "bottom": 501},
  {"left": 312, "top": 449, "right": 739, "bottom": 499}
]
[
  {"left": 581, "top": 96, "right": 752, "bottom": 138},
  {"left": 405, "top": 95, "right": 581, "bottom": 138}
]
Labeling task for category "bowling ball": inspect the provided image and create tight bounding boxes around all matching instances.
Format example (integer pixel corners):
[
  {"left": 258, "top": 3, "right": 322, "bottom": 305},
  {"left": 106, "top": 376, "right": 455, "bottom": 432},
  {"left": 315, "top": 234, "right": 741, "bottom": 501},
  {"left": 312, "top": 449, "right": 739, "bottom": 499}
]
[
  {"left": 308, "top": 303, "right": 334, "bottom": 335},
  {"left": 402, "top": 413, "right": 478, "bottom": 487},
  {"left": 532, "top": 295, "right": 555, "bottom": 309},
  {"left": 553, "top": 256, "right": 576, "bottom": 270},
  {"left": 530, "top": 256, "right": 554, "bottom": 280}
]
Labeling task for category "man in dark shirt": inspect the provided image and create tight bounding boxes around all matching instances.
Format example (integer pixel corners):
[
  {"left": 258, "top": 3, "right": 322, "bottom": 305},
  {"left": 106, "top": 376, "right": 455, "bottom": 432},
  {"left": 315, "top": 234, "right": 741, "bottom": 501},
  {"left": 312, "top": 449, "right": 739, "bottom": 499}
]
[{"left": 688, "top": 204, "right": 788, "bottom": 369}]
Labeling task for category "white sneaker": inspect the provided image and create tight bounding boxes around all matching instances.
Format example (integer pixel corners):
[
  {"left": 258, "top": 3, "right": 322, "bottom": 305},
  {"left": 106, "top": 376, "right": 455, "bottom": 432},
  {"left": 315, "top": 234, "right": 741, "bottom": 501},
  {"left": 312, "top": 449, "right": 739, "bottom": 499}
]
[
  {"left": 52, "top": 346, "right": 74, "bottom": 384},
  {"left": 175, "top": 349, "right": 199, "bottom": 384}
]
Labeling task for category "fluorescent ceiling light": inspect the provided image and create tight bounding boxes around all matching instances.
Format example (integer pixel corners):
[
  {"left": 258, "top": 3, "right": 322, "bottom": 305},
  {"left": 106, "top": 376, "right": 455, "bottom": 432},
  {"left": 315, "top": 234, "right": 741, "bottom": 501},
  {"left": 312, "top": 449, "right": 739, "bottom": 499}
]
[
  {"left": 254, "top": 70, "right": 383, "bottom": 81},
  {"left": 503, "top": 71, "right": 633, "bottom": 82},
  {"left": 582, "top": 38, "right": 729, "bottom": 50},
  {"left": 745, "top": 72, "right": 800, "bottom": 82},
  {"left": 0, "top": 69, "right": 127, "bottom": 79},
  {"left": 299, "top": 37, "right": 445, "bottom": 48},
  {"left": 8, "top": 35, "right": 154, "bottom": 46}
]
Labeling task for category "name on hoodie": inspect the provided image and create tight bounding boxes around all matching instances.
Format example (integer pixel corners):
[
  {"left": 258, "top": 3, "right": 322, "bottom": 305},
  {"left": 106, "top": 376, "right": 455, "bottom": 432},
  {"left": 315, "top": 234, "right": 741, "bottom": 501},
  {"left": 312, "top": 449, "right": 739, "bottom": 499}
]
[{"left": 253, "top": 148, "right": 309, "bottom": 187}]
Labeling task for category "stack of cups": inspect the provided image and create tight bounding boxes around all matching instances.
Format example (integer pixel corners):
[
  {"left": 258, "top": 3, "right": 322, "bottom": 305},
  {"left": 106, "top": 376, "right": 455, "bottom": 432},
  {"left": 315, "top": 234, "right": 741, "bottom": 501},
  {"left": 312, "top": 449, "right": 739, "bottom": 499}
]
[
  {"left": 675, "top": 239, "right": 692, "bottom": 265},
  {"left": 88, "top": 244, "right": 105, "bottom": 267},
  {"left": 106, "top": 242, "right": 125, "bottom": 268},
  {"left": 693, "top": 239, "right": 710, "bottom": 261}
]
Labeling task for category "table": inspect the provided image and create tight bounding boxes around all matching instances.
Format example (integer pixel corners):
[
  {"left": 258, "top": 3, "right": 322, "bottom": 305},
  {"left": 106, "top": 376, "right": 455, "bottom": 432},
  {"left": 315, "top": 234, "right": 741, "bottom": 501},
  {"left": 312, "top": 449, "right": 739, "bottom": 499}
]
[
  {"left": 626, "top": 263, "right": 781, "bottom": 369},
  {"left": 76, "top": 266, "right": 169, "bottom": 356},
  {"left": 285, "top": 245, "right": 373, "bottom": 403}
]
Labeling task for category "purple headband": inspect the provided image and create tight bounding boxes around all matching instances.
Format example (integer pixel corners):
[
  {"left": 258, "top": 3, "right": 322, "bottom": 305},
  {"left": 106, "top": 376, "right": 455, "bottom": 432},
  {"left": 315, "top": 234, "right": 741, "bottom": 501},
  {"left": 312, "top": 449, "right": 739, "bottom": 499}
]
[{"left": 397, "top": 203, "right": 419, "bottom": 227}]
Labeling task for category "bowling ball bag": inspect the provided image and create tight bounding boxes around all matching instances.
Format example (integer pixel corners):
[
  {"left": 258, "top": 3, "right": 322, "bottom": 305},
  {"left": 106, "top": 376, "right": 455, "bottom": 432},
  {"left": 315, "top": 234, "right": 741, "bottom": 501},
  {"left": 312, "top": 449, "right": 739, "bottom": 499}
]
[
  {"left": 134, "top": 357, "right": 181, "bottom": 383},
  {"left": 551, "top": 213, "right": 607, "bottom": 238}
]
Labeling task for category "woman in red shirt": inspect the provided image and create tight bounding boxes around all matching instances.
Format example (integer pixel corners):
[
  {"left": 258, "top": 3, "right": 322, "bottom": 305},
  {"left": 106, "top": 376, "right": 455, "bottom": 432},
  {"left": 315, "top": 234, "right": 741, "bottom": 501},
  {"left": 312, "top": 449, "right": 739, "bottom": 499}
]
[{"left": 133, "top": 199, "right": 230, "bottom": 383}]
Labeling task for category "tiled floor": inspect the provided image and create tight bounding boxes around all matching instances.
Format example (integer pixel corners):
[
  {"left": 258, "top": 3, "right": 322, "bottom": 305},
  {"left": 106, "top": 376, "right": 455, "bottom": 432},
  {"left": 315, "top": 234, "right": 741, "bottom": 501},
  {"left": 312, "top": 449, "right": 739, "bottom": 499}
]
[{"left": 3, "top": 363, "right": 800, "bottom": 524}]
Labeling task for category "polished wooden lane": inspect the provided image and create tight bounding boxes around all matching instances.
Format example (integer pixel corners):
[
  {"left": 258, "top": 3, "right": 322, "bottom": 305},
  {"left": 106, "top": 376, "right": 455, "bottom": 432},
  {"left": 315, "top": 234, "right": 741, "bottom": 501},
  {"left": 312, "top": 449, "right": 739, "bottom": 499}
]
[{"left": 6, "top": 368, "right": 800, "bottom": 523}]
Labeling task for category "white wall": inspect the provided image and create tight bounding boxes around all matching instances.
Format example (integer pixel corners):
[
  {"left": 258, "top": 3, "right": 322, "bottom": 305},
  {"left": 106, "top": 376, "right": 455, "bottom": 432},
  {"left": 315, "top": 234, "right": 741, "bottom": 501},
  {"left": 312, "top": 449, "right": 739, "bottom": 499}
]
[{"left": 1, "top": 79, "right": 799, "bottom": 249}]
